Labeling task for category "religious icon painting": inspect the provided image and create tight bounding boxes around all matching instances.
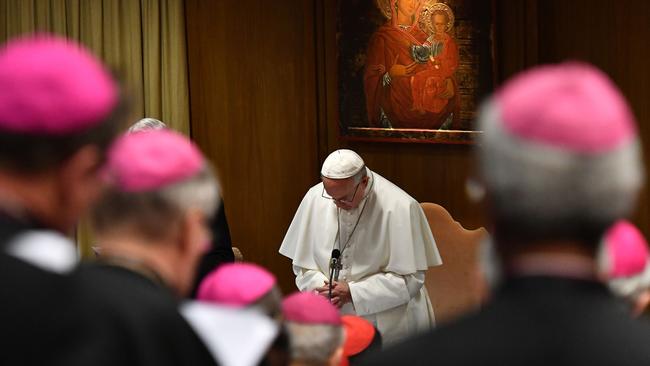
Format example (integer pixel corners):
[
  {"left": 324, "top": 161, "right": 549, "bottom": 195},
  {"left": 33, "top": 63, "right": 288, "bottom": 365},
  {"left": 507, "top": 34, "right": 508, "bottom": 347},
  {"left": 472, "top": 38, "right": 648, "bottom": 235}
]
[{"left": 337, "top": 0, "right": 496, "bottom": 143}]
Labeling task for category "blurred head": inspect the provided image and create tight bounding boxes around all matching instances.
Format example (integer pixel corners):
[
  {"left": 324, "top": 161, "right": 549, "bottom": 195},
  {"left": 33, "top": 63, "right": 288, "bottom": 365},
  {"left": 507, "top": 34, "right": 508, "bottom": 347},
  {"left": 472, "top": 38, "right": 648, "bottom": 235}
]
[
  {"left": 597, "top": 221, "right": 650, "bottom": 310},
  {"left": 339, "top": 315, "right": 382, "bottom": 366},
  {"left": 91, "top": 130, "right": 220, "bottom": 296},
  {"left": 321, "top": 149, "right": 370, "bottom": 210},
  {"left": 476, "top": 62, "right": 644, "bottom": 250},
  {"left": 197, "top": 262, "right": 282, "bottom": 319},
  {"left": 128, "top": 117, "right": 167, "bottom": 133},
  {"left": 0, "top": 34, "right": 125, "bottom": 231},
  {"left": 283, "top": 292, "right": 344, "bottom": 366}
]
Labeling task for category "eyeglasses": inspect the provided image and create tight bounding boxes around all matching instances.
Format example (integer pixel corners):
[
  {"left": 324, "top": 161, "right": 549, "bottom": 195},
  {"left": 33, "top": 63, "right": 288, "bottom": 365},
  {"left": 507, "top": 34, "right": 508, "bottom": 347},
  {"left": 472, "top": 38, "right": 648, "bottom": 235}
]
[{"left": 321, "top": 181, "right": 361, "bottom": 204}]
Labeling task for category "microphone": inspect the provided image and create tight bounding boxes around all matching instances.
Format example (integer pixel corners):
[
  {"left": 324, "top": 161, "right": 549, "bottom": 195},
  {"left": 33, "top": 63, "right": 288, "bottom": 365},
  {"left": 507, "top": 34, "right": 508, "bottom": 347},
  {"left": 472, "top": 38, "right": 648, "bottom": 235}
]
[
  {"left": 328, "top": 249, "right": 341, "bottom": 302},
  {"left": 330, "top": 249, "right": 341, "bottom": 269},
  {"left": 332, "top": 249, "right": 341, "bottom": 282}
]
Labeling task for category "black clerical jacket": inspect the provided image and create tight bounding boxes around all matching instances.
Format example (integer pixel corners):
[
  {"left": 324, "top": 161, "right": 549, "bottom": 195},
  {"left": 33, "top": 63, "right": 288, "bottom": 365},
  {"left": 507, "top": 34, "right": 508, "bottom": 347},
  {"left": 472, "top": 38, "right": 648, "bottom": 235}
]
[
  {"left": 368, "top": 276, "right": 650, "bottom": 366},
  {"left": 78, "top": 263, "right": 219, "bottom": 366},
  {"left": 0, "top": 214, "right": 218, "bottom": 366}
]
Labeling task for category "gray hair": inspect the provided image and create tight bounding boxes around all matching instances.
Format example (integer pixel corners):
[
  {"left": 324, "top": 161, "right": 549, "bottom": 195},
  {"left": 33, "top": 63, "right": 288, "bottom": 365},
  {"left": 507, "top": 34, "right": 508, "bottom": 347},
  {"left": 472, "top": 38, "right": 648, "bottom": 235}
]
[
  {"left": 91, "top": 164, "right": 220, "bottom": 241},
  {"left": 128, "top": 118, "right": 167, "bottom": 133},
  {"left": 607, "top": 263, "right": 650, "bottom": 301},
  {"left": 285, "top": 322, "right": 344, "bottom": 365},
  {"left": 352, "top": 166, "right": 368, "bottom": 184},
  {"left": 477, "top": 100, "right": 644, "bottom": 242},
  {"left": 595, "top": 239, "right": 650, "bottom": 301},
  {"left": 250, "top": 286, "right": 283, "bottom": 320}
]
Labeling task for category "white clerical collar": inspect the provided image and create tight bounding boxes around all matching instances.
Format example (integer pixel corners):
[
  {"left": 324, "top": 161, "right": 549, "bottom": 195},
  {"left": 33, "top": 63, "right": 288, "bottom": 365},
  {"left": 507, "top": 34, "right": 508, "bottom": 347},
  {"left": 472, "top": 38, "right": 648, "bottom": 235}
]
[
  {"left": 180, "top": 301, "right": 279, "bottom": 366},
  {"left": 5, "top": 230, "right": 78, "bottom": 274},
  {"left": 507, "top": 253, "right": 597, "bottom": 280}
]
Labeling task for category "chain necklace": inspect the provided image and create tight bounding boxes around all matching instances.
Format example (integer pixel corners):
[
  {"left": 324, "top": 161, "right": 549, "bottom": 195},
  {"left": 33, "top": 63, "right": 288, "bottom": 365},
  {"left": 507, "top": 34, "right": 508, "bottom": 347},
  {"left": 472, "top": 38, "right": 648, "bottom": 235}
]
[{"left": 333, "top": 172, "right": 375, "bottom": 255}]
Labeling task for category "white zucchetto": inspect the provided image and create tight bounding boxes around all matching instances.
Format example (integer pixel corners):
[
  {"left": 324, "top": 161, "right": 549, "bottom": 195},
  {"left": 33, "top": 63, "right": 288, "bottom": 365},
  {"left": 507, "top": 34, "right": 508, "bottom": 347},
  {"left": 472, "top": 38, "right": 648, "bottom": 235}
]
[{"left": 320, "top": 149, "right": 365, "bottom": 179}]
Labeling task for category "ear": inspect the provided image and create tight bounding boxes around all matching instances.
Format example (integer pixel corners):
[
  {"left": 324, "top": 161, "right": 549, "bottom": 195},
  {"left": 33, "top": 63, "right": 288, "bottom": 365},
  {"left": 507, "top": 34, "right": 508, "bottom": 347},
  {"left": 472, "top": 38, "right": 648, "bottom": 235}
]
[
  {"left": 328, "top": 345, "right": 344, "bottom": 366},
  {"left": 176, "top": 208, "right": 211, "bottom": 296},
  {"left": 362, "top": 175, "right": 370, "bottom": 186},
  {"left": 178, "top": 209, "right": 211, "bottom": 255},
  {"left": 53, "top": 145, "right": 104, "bottom": 232},
  {"left": 633, "top": 290, "right": 650, "bottom": 317}
]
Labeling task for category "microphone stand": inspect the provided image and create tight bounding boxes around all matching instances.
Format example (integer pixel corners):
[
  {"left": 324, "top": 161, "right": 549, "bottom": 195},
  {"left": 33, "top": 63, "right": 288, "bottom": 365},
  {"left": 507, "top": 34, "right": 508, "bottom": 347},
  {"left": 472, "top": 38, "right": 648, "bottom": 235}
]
[
  {"left": 328, "top": 249, "right": 341, "bottom": 302},
  {"left": 328, "top": 258, "right": 336, "bottom": 301}
]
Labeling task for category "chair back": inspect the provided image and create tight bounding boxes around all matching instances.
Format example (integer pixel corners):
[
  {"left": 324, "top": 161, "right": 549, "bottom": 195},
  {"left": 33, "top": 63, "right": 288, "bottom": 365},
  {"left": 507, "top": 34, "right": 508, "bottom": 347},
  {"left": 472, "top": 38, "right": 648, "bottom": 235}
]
[{"left": 421, "top": 202, "right": 488, "bottom": 324}]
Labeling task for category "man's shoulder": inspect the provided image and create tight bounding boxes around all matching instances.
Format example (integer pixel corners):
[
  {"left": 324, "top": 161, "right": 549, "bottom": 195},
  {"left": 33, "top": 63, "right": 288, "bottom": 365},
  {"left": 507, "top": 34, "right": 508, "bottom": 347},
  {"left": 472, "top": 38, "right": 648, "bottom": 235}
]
[
  {"left": 79, "top": 264, "right": 179, "bottom": 318},
  {"left": 295, "top": 182, "right": 327, "bottom": 210},
  {"left": 369, "top": 285, "right": 650, "bottom": 366},
  {"left": 305, "top": 181, "right": 324, "bottom": 196},
  {"left": 77, "top": 264, "right": 218, "bottom": 363},
  {"left": 372, "top": 171, "right": 419, "bottom": 208}
]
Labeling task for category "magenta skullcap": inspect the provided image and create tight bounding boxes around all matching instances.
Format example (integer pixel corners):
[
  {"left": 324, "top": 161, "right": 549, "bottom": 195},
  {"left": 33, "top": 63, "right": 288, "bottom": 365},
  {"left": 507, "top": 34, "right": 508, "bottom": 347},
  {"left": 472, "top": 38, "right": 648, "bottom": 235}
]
[
  {"left": 197, "top": 263, "right": 277, "bottom": 306},
  {"left": 496, "top": 62, "right": 636, "bottom": 154},
  {"left": 105, "top": 129, "right": 204, "bottom": 192},
  {"left": 282, "top": 292, "right": 341, "bottom": 325},
  {"left": 604, "top": 220, "right": 649, "bottom": 278},
  {"left": 0, "top": 34, "right": 118, "bottom": 135}
]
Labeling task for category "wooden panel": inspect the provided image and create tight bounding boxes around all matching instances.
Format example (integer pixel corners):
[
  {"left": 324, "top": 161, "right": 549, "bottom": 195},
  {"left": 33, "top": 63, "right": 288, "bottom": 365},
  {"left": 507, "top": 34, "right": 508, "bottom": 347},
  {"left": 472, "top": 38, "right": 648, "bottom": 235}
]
[
  {"left": 318, "top": 0, "right": 487, "bottom": 230},
  {"left": 532, "top": 0, "right": 650, "bottom": 238},
  {"left": 185, "top": 0, "right": 650, "bottom": 295},
  {"left": 185, "top": 0, "right": 320, "bottom": 293},
  {"left": 494, "top": 0, "right": 539, "bottom": 80}
]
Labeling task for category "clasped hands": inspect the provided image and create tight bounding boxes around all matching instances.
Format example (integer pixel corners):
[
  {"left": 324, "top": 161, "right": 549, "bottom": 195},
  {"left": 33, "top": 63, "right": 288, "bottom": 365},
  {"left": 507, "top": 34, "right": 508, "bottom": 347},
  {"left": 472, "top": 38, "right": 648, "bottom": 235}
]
[{"left": 315, "top": 280, "right": 352, "bottom": 309}]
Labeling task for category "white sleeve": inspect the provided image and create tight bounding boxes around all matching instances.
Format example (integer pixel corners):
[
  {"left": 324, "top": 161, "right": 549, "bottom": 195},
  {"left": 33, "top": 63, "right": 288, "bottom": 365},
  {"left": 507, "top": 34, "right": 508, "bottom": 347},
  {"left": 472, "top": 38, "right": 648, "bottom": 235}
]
[
  {"left": 348, "top": 271, "right": 425, "bottom": 316},
  {"left": 293, "top": 265, "right": 329, "bottom": 291}
]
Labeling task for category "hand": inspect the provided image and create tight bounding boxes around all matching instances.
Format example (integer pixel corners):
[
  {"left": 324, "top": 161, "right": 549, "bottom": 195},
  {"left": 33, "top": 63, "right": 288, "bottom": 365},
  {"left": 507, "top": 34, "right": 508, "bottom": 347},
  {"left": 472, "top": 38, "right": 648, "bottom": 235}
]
[
  {"left": 388, "top": 54, "right": 417, "bottom": 78},
  {"left": 315, "top": 281, "right": 331, "bottom": 298},
  {"left": 315, "top": 280, "right": 352, "bottom": 308},
  {"left": 368, "top": 64, "right": 386, "bottom": 75},
  {"left": 437, "top": 78, "right": 455, "bottom": 99}
]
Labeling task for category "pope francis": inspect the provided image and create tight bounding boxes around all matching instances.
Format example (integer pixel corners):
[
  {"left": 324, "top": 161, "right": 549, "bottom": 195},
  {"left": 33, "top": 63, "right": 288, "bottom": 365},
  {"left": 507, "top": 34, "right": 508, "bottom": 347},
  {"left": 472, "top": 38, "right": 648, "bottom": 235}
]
[{"left": 279, "top": 149, "right": 442, "bottom": 344}]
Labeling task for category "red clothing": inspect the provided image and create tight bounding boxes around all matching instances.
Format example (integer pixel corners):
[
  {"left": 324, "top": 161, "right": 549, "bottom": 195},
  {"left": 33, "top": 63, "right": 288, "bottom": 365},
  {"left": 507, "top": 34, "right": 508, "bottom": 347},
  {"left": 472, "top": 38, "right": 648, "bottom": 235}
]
[
  {"left": 364, "top": 24, "right": 459, "bottom": 129},
  {"left": 410, "top": 33, "right": 459, "bottom": 114}
]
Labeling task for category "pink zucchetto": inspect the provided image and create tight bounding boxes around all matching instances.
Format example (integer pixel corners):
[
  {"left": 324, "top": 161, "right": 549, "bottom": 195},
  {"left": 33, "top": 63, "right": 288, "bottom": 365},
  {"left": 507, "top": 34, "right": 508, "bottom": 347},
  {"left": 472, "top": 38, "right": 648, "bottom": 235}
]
[
  {"left": 197, "top": 263, "right": 276, "bottom": 306},
  {"left": 0, "top": 34, "right": 118, "bottom": 135},
  {"left": 496, "top": 62, "right": 636, "bottom": 154},
  {"left": 602, "top": 220, "right": 649, "bottom": 278},
  {"left": 105, "top": 129, "right": 204, "bottom": 192},
  {"left": 283, "top": 292, "right": 341, "bottom": 325}
]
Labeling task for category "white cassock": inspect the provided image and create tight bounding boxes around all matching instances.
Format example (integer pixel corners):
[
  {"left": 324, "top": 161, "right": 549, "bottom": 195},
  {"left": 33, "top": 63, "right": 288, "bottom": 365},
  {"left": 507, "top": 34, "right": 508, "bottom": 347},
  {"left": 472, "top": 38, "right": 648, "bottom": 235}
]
[{"left": 279, "top": 168, "right": 442, "bottom": 345}]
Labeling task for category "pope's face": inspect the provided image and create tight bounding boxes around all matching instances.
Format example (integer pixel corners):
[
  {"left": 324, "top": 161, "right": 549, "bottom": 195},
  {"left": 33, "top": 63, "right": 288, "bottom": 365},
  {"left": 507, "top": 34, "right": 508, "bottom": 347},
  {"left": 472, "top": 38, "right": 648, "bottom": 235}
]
[{"left": 322, "top": 176, "right": 368, "bottom": 211}]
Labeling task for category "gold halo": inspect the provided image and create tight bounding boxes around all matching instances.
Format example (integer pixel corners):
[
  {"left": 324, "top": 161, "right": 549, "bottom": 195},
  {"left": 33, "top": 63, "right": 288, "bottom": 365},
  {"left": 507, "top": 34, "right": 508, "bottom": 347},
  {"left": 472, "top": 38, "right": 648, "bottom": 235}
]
[
  {"left": 375, "top": 0, "right": 392, "bottom": 19},
  {"left": 420, "top": 1, "right": 455, "bottom": 36}
]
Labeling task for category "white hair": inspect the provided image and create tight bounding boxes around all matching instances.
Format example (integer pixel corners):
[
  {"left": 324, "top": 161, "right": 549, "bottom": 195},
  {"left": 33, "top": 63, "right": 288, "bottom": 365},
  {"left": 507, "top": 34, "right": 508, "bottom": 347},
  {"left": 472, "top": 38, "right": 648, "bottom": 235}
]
[
  {"left": 91, "top": 164, "right": 221, "bottom": 240},
  {"left": 477, "top": 100, "right": 644, "bottom": 235},
  {"left": 285, "top": 322, "right": 344, "bottom": 365},
  {"left": 128, "top": 118, "right": 167, "bottom": 133},
  {"left": 158, "top": 164, "right": 220, "bottom": 218},
  {"left": 595, "top": 239, "right": 650, "bottom": 301},
  {"left": 607, "top": 263, "right": 650, "bottom": 301},
  {"left": 352, "top": 166, "right": 368, "bottom": 184}
]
